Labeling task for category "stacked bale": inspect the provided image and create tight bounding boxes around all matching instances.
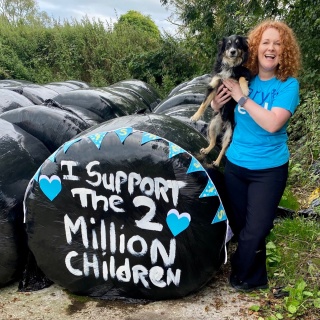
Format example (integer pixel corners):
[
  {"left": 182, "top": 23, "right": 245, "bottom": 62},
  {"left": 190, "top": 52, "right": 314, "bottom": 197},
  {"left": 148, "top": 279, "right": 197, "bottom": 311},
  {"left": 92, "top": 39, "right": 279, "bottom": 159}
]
[
  {"left": 0, "top": 79, "right": 161, "bottom": 288},
  {"left": 154, "top": 74, "right": 212, "bottom": 137},
  {"left": 0, "top": 119, "right": 51, "bottom": 287},
  {"left": 24, "top": 113, "right": 228, "bottom": 300},
  {"left": 0, "top": 76, "right": 230, "bottom": 301}
]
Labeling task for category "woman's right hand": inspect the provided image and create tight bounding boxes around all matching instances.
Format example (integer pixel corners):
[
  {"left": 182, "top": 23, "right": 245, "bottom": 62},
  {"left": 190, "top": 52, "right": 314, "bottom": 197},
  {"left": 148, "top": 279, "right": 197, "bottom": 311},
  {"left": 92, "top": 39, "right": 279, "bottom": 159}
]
[{"left": 211, "top": 84, "right": 232, "bottom": 111}]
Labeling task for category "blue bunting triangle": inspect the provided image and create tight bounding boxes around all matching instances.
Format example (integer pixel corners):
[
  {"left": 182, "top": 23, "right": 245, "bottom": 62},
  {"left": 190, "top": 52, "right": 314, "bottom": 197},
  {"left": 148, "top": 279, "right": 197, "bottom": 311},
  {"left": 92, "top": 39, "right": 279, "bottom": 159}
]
[
  {"left": 168, "top": 142, "right": 186, "bottom": 158},
  {"left": 211, "top": 203, "right": 227, "bottom": 224},
  {"left": 63, "top": 138, "right": 82, "bottom": 153},
  {"left": 114, "top": 127, "right": 133, "bottom": 143},
  {"left": 186, "top": 157, "right": 205, "bottom": 174},
  {"left": 88, "top": 132, "right": 107, "bottom": 149},
  {"left": 48, "top": 145, "right": 64, "bottom": 163},
  {"left": 200, "top": 179, "right": 218, "bottom": 198},
  {"left": 141, "top": 132, "right": 161, "bottom": 145}
]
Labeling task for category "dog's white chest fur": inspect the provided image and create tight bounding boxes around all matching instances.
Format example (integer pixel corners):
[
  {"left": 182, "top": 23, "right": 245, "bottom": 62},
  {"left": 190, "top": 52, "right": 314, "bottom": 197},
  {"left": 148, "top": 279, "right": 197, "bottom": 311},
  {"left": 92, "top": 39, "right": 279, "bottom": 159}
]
[{"left": 218, "top": 69, "right": 232, "bottom": 79}]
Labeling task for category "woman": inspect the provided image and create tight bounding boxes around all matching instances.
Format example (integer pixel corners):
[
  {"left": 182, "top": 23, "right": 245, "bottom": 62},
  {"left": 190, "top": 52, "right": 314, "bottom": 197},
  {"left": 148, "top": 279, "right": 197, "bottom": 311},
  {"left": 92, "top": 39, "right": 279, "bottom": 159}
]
[{"left": 211, "top": 20, "right": 301, "bottom": 292}]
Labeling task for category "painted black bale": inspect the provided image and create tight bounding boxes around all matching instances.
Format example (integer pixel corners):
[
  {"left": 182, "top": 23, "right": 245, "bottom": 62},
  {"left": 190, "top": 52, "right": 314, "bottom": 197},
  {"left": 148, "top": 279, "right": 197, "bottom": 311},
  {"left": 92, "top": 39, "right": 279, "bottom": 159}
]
[
  {"left": 24, "top": 113, "right": 229, "bottom": 300},
  {"left": 0, "top": 119, "right": 51, "bottom": 287}
]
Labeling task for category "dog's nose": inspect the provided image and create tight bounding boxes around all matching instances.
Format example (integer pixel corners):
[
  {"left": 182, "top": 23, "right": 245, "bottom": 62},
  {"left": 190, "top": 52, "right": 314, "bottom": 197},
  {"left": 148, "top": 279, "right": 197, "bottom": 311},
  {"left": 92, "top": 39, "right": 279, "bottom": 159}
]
[{"left": 230, "top": 49, "right": 237, "bottom": 56}]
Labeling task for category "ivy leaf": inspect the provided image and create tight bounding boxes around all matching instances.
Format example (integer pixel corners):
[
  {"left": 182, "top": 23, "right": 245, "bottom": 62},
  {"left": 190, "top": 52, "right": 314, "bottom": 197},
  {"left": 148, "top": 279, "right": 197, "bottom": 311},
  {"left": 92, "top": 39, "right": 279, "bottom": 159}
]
[{"left": 249, "top": 305, "right": 260, "bottom": 312}]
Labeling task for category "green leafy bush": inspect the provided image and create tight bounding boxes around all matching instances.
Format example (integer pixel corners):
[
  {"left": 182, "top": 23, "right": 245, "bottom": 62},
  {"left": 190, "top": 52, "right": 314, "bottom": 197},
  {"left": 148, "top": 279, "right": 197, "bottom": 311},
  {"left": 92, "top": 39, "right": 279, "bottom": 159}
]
[{"left": 288, "top": 88, "right": 320, "bottom": 199}]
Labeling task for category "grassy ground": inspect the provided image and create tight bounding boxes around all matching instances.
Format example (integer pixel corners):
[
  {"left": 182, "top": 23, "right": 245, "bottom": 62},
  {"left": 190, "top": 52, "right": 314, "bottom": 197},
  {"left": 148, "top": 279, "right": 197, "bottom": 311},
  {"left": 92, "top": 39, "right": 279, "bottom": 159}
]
[{"left": 237, "top": 216, "right": 320, "bottom": 320}]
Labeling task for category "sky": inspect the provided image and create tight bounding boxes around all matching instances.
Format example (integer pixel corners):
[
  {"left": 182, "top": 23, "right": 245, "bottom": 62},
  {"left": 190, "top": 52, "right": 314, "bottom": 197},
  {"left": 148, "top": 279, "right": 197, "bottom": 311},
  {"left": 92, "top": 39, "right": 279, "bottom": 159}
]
[{"left": 37, "top": 0, "right": 178, "bottom": 35}]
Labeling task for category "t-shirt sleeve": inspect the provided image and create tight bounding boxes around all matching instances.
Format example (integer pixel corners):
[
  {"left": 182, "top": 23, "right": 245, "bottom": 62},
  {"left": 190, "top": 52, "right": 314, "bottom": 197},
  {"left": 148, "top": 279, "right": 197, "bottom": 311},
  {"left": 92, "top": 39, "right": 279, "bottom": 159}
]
[{"left": 272, "top": 78, "right": 300, "bottom": 115}]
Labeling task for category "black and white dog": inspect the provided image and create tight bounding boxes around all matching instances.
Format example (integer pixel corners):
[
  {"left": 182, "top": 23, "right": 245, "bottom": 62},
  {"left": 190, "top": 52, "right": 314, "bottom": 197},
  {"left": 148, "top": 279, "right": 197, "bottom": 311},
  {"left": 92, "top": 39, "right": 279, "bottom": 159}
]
[{"left": 191, "top": 35, "right": 251, "bottom": 166}]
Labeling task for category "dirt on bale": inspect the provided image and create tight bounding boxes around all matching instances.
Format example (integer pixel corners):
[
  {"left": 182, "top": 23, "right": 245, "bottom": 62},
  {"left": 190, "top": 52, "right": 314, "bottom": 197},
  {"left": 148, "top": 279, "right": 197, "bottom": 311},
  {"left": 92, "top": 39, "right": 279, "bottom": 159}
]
[{"left": 0, "top": 265, "right": 264, "bottom": 320}]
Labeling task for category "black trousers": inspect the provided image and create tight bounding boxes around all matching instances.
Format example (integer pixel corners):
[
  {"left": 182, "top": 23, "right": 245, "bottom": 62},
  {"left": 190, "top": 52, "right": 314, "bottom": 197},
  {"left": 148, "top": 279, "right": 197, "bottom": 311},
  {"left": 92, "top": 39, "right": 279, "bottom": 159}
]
[{"left": 224, "top": 159, "right": 288, "bottom": 285}]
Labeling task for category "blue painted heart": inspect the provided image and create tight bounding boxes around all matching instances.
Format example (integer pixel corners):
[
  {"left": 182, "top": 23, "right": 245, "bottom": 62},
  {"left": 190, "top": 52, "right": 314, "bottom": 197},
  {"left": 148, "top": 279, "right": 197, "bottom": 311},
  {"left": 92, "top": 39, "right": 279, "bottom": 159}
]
[
  {"left": 39, "top": 175, "right": 62, "bottom": 201},
  {"left": 166, "top": 209, "right": 191, "bottom": 237}
]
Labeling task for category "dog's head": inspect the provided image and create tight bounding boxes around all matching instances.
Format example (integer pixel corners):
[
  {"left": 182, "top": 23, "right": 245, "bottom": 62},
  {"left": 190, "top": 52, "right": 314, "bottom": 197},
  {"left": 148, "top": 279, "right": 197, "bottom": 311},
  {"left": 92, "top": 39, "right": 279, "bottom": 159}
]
[{"left": 218, "top": 35, "right": 249, "bottom": 67}]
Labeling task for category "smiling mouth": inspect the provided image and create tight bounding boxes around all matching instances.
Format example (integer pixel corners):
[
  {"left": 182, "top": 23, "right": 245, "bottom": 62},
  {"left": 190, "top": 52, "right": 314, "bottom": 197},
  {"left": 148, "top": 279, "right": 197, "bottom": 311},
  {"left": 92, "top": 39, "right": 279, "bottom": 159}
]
[{"left": 265, "top": 54, "right": 276, "bottom": 59}]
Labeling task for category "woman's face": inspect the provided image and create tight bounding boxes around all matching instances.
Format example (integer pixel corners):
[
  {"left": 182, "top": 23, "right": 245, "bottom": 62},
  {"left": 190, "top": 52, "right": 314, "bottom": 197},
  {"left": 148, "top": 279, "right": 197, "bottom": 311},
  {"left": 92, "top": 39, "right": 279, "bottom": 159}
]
[{"left": 258, "top": 28, "right": 281, "bottom": 78}]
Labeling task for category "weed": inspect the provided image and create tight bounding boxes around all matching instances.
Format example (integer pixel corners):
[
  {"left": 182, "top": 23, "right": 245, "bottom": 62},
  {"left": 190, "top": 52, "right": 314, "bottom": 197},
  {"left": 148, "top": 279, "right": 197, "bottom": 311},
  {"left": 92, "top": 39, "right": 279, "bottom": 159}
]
[{"left": 256, "top": 217, "right": 320, "bottom": 319}]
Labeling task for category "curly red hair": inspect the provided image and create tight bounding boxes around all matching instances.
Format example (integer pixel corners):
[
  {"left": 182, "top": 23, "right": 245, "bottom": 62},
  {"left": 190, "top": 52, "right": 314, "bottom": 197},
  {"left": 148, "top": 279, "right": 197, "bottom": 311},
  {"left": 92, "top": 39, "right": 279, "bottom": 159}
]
[{"left": 246, "top": 20, "right": 301, "bottom": 81}]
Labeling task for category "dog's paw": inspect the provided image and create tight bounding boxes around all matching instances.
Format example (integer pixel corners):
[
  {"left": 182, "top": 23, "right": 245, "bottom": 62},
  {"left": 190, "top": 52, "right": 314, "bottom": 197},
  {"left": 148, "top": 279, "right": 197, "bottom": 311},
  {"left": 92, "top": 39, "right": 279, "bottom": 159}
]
[
  {"left": 190, "top": 113, "right": 201, "bottom": 122},
  {"left": 212, "top": 160, "right": 221, "bottom": 167},
  {"left": 239, "top": 77, "right": 249, "bottom": 96},
  {"left": 200, "top": 147, "right": 210, "bottom": 155},
  {"left": 242, "top": 87, "right": 249, "bottom": 97}
]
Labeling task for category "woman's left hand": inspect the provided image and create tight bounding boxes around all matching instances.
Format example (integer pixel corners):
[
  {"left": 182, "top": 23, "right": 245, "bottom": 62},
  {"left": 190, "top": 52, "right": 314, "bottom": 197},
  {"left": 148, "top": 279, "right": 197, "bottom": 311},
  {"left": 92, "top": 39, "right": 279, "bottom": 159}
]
[{"left": 222, "top": 79, "right": 243, "bottom": 103}]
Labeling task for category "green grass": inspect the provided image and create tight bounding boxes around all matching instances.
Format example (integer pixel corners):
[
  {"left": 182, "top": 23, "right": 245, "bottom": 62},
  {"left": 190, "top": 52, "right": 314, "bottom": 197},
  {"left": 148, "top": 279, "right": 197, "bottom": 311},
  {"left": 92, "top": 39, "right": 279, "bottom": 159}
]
[
  {"left": 279, "top": 188, "right": 300, "bottom": 211},
  {"left": 252, "top": 217, "right": 320, "bottom": 319}
]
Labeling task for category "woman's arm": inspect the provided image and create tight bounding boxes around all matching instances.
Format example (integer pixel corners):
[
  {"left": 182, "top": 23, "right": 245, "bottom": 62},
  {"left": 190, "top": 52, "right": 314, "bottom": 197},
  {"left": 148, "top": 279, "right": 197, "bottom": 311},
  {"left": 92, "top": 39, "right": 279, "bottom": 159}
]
[{"left": 223, "top": 79, "right": 291, "bottom": 133}]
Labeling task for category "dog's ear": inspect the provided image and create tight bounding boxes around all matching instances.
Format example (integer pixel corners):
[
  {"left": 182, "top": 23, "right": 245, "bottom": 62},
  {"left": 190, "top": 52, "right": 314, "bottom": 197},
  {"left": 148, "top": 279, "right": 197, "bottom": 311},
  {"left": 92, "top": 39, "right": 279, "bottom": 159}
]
[
  {"left": 217, "top": 37, "right": 226, "bottom": 55},
  {"left": 242, "top": 36, "right": 249, "bottom": 48},
  {"left": 241, "top": 36, "right": 249, "bottom": 62}
]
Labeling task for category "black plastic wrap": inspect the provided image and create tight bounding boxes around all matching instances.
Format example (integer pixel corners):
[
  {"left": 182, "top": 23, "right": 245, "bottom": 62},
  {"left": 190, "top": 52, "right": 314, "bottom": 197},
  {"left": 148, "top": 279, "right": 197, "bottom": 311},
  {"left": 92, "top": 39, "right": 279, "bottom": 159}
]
[
  {"left": 52, "top": 89, "right": 129, "bottom": 121},
  {"left": 0, "top": 88, "right": 34, "bottom": 114},
  {"left": 109, "top": 79, "right": 161, "bottom": 111},
  {"left": 18, "top": 250, "right": 53, "bottom": 292},
  {"left": 43, "top": 80, "right": 90, "bottom": 92},
  {"left": 156, "top": 104, "right": 211, "bottom": 122},
  {"left": 155, "top": 104, "right": 212, "bottom": 137},
  {"left": 0, "top": 118, "right": 51, "bottom": 287},
  {"left": 52, "top": 79, "right": 161, "bottom": 121},
  {"left": 0, "top": 79, "right": 33, "bottom": 88},
  {"left": 167, "top": 74, "right": 211, "bottom": 98},
  {"left": 10, "top": 84, "right": 59, "bottom": 104},
  {"left": 43, "top": 83, "right": 77, "bottom": 94},
  {"left": 153, "top": 93, "right": 205, "bottom": 114},
  {"left": 65, "top": 80, "right": 90, "bottom": 88},
  {"left": 45, "top": 99, "right": 104, "bottom": 127},
  {"left": 154, "top": 74, "right": 211, "bottom": 114},
  {"left": 0, "top": 105, "right": 92, "bottom": 153},
  {"left": 101, "top": 87, "right": 152, "bottom": 113},
  {"left": 24, "top": 114, "right": 229, "bottom": 300}
]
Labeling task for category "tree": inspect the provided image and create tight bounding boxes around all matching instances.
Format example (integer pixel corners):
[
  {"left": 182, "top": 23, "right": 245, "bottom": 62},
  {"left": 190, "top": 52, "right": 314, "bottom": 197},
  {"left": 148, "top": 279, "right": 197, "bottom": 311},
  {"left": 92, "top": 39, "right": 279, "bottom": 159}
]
[
  {"left": 160, "top": 0, "right": 291, "bottom": 62},
  {"left": 286, "top": 0, "right": 320, "bottom": 78},
  {"left": 114, "top": 10, "right": 161, "bottom": 39},
  {"left": 0, "top": 0, "right": 50, "bottom": 25}
]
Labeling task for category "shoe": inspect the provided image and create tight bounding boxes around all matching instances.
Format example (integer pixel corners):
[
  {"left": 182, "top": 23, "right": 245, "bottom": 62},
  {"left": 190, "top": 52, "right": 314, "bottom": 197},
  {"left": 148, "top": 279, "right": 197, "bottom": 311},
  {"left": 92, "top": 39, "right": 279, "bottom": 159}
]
[
  {"left": 229, "top": 273, "right": 239, "bottom": 287},
  {"left": 230, "top": 280, "right": 269, "bottom": 292}
]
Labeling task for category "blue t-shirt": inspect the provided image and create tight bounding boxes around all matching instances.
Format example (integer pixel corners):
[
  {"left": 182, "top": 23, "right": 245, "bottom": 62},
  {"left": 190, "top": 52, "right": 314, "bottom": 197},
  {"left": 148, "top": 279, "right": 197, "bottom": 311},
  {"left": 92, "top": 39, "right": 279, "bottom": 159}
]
[{"left": 226, "top": 75, "right": 300, "bottom": 170}]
